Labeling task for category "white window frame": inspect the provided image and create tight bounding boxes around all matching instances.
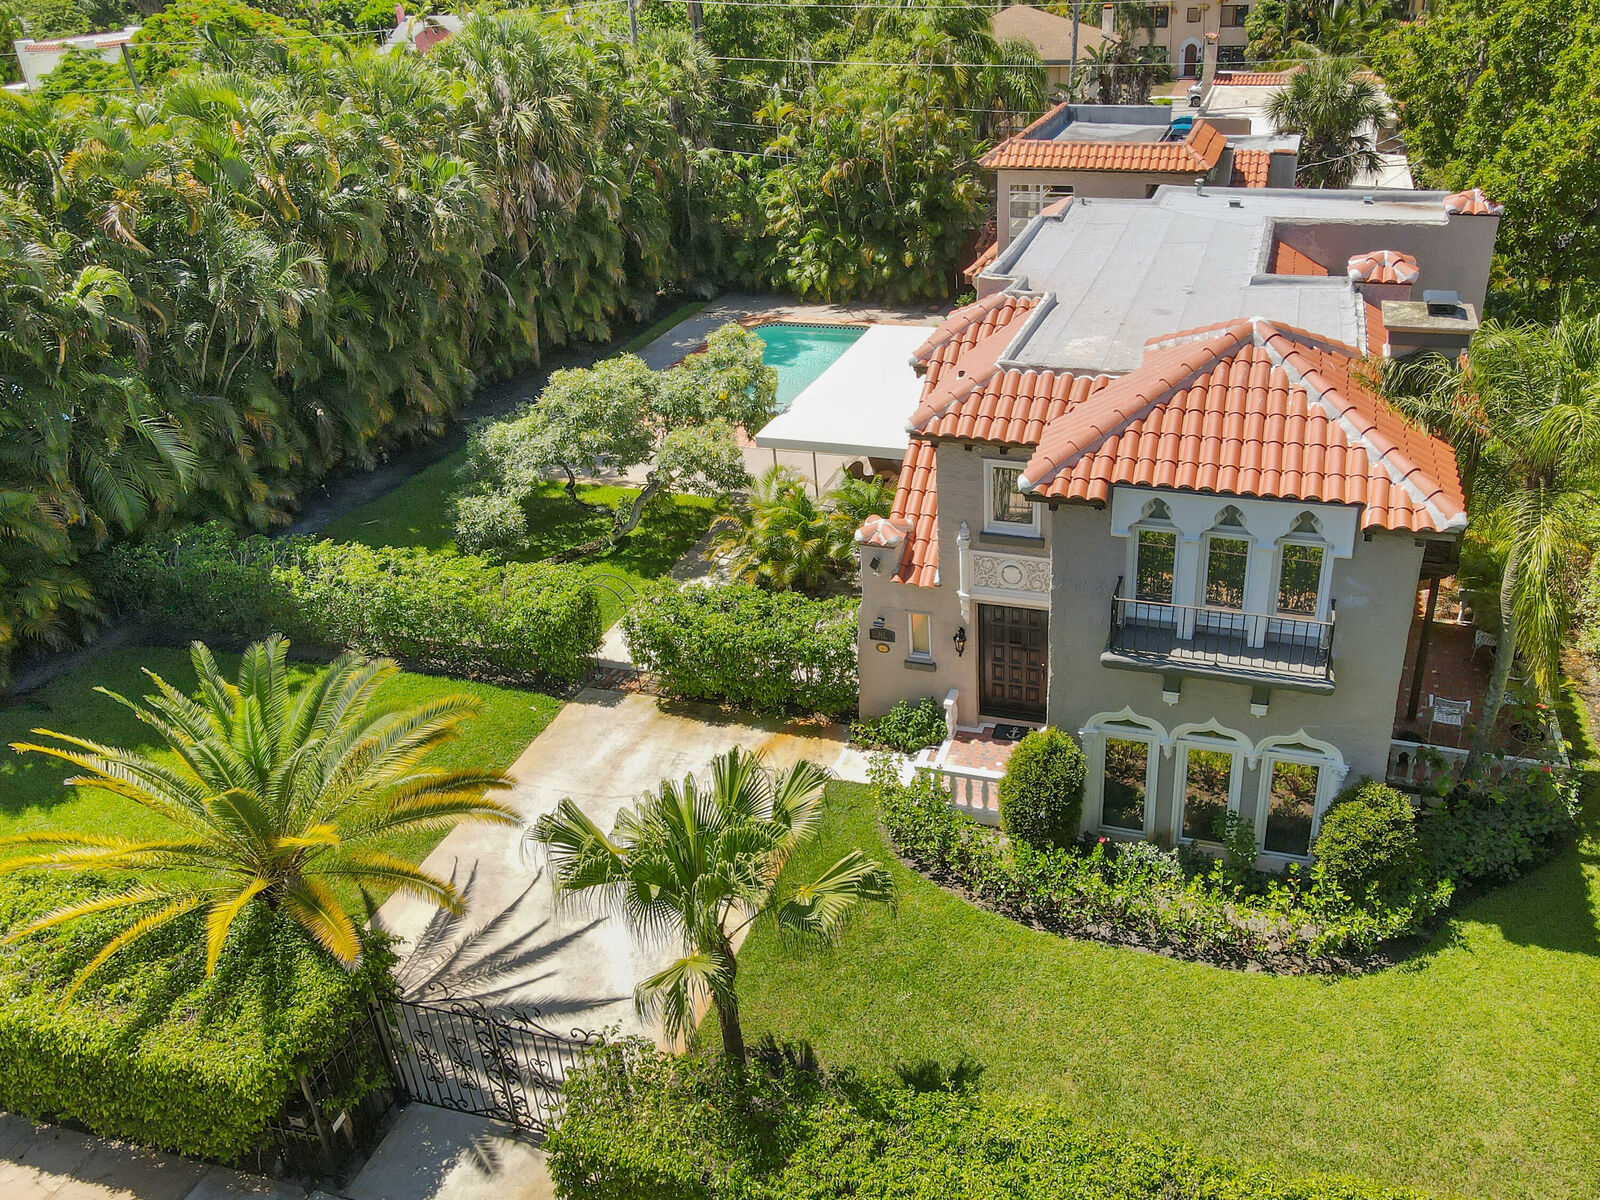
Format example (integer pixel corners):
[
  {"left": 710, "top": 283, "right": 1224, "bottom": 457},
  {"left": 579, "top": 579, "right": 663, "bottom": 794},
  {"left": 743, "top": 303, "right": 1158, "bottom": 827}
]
[
  {"left": 1170, "top": 721, "right": 1252, "bottom": 845},
  {"left": 1200, "top": 529, "right": 1252, "bottom": 612},
  {"left": 984, "top": 459, "right": 1040, "bottom": 536},
  {"left": 1252, "top": 732, "right": 1348, "bottom": 860},
  {"left": 1080, "top": 708, "right": 1168, "bottom": 839},
  {"left": 907, "top": 611, "right": 933, "bottom": 660},
  {"left": 1124, "top": 504, "right": 1179, "bottom": 605},
  {"left": 1271, "top": 521, "right": 1334, "bottom": 621},
  {"left": 1006, "top": 183, "right": 1073, "bottom": 239}
]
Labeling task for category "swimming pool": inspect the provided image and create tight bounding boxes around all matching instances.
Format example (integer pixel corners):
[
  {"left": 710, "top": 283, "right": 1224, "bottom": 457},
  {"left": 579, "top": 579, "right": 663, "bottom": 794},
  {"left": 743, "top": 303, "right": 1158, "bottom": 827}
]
[{"left": 752, "top": 322, "right": 869, "bottom": 411}]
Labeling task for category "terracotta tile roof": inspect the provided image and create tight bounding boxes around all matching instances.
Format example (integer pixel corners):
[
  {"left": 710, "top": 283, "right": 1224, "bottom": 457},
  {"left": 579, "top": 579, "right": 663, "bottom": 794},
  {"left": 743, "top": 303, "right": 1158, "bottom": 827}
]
[
  {"left": 1019, "top": 318, "right": 1466, "bottom": 533},
  {"left": 921, "top": 367, "right": 1109, "bottom": 444},
  {"left": 963, "top": 240, "right": 999, "bottom": 281},
  {"left": 910, "top": 296, "right": 1042, "bottom": 429},
  {"left": 1269, "top": 241, "right": 1329, "bottom": 277},
  {"left": 1443, "top": 187, "right": 1503, "bottom": 216},
  {"left": 1229, "top": 148, "right": 1273, "bottom": 188},
  {"left": 1362, "top": 298, "right": 1387, "bottom": 357},
  {"left": 1347, "top": 249, "right": 1419, "bottom": 284},
  {"left": 979, "top": 112, "right": 1228, "bottom": 174},
  {"left": 855, "top": 514, "right": 910, "bottom": 548},
  {"left": 911, "top": 292, "right": 1038, "bottom": 379},
  {"left": 876, "top": 437, "right": 939, "bottom": 587}
]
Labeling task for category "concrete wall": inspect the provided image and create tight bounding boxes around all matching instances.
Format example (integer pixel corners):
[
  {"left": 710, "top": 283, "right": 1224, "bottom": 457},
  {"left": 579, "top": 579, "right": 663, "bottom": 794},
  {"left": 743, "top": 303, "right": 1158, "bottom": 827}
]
[
  {"left": 996, "top": 167, "right": 1197, "bottom": 249},
  {"left": 1270, "top": 214, "right": 1500, "bottom": 313},
  {"left": 1043, "top": 502, "right": 1422, "bottom": 790}
]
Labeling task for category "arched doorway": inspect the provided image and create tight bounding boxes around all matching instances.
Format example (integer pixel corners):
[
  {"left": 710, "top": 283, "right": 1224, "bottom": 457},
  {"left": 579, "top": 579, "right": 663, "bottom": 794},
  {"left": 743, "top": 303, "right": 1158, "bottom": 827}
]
[{"left": 1181, "top": 40, "right": 1201, "bottom": 77}]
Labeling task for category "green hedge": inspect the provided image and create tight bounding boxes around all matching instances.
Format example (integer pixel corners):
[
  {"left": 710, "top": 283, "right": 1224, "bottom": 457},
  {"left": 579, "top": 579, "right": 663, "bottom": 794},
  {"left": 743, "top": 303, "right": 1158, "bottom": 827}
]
[
  {"left": 97, "top": 523, "right": 603, "bottom": 683},
  {"left": 0, "top": 873, "right": 389, "bottom": 1161},
  {"left": 621, "top": 584, "right": 858, "bottom": 716},
  {"left": 546, "top": 1040, "right": 1441, "bottom": 1199}
]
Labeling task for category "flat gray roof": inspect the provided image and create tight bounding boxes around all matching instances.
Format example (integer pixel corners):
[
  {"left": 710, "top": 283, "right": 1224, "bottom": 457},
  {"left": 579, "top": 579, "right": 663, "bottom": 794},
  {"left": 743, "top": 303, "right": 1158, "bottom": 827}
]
[{"left": 986, "top": 186, "right": 1454, "bottom": 374}]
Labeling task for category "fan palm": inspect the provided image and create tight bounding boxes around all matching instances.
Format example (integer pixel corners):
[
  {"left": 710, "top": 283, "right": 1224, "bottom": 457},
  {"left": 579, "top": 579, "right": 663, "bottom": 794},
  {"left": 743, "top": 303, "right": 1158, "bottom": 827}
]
[
  {"left": 532, "top": 748, "right": 893, "bottom": 1060},
  {"left": 1383, "top": 314, "right": 1600, "bottom": 773},
  {"left": 0, "top": 635, "right": 517, "bottom": 999},
  {"left": 1267, "top": 56, "right": 1387, "bottom": 188},
  {"left": 710, "top": 466, "right": 855, "bottom": 592}
]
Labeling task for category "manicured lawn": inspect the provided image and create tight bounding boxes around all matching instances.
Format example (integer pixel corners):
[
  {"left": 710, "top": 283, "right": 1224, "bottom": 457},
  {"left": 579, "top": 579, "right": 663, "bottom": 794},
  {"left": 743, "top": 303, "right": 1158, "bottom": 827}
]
[
  {"left": 0, "top": 646, "right": 561, "bottom": 902},
  {"left": 728, "top": 781, "right": 1600, "bottom": 1200},
  {"left": 322, "top": 463, "right": 714, "bottom": 627}
]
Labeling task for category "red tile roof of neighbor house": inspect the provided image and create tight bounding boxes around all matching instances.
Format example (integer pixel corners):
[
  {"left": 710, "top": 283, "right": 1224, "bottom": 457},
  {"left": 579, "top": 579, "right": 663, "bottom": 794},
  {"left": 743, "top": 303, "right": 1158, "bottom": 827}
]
[
  {"left": 1443, "top": 187, "right": 1504, "bottom": 216},
  {"left": 1018, "top": 317, "right": 1467, "bottom": 533},
  {"left": 1229, "top": 148, "right": 1274, "bottom": 188},
  {"left": 963, "top": 240, "right": 999, "bottom": 280},
  {"left": 1214, "top": 71, "right": 1293, "bottom": 85},
  {"left": 1347, "top": 249, "right": 1420, "bottom": 284},
  {"left": 979, "top": 111, "right": 1228, "bottom": 174}
]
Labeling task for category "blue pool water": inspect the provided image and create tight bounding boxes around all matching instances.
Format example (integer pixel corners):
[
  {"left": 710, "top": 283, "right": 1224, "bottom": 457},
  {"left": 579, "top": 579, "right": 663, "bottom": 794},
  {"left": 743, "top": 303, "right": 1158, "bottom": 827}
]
[{"left": 753, "top": 322, "right": 869, "bottom": 411}]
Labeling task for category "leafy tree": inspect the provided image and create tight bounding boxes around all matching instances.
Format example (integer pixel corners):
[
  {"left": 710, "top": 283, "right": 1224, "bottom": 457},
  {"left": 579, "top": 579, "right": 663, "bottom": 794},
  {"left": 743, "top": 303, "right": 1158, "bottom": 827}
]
[
  {"left": 36, "top": 46, "right": 130, "bottom": 98},
  {"left": 1383, "top": 314, "right": 1600, "bottom": 774},
  {"left": 128, "top": 0, "right": 299, "bottom": 81},
  {"left": 1267, "top": 56, "right": 1386, "bottom": 188},
  {"left": 1084, "top": 2, "right": 1173, "bottom": 105},
  {"left": 532, "top": 748, "right": 893, "bottom": 1060},
  {"left": 0, "top": 635, "right": 516, "bottom": 998},
  {"left": 456, "top": 323, "right": 776, "bottom": 552},
  {"left": 1376, "top": 0, "right": 1600, "bottom": 308},
  {"left": 1244, "top": 0, "right": 1293, "bottom": 64}
]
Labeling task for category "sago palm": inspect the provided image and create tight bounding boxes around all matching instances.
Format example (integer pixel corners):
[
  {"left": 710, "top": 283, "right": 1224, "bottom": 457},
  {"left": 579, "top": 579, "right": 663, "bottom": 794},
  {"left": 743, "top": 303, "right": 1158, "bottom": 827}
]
[
  {"left": 532, "top": 748, "right": 893, "bottom": 1060},
  {"left": 0, "top": 636, "right": 517, "bottom": 999},
  {"left": 1383, "top": 314, "right": 1600, "bottom": 773}
]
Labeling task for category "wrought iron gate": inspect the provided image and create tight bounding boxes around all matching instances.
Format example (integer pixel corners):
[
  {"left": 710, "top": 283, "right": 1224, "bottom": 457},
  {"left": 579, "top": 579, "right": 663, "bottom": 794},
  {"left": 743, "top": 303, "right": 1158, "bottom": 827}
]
[{"left": 374, "top": 994, "right": 604, "bottom": 1134}]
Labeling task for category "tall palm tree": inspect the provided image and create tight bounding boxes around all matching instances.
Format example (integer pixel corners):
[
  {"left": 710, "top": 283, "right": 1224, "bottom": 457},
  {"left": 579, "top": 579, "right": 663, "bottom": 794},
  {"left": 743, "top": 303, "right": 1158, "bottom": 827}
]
[
  {"left": 1384, "top": 315, "right": 1600, "bottom": 773},
  {"left": 532, "top": 748, "right": 892, "bottom": 1060},
  {"left": 0, "top": 636, "right": 517, "bottom": 999},
  {"left": 1267, "top": 55, "right": 1387, "bottom": 188}
]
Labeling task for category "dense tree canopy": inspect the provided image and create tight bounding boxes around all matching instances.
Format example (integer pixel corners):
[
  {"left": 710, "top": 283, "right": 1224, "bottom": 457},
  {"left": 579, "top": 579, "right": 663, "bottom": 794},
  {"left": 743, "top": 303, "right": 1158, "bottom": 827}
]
[{"left": 1376, "top": 0, "right": 1600, "bottom": 310}]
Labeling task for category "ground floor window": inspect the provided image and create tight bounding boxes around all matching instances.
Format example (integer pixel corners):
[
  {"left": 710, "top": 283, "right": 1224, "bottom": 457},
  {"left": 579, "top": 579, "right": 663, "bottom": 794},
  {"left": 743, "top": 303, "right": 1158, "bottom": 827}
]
[
  {"left": 1180, "top": 746, "right": 1235, "bottom": 842},
  {"left": 1101, "top": 738, "right": 1150, "bottom": 833},
  {"left": 1261, "top": 758, "right": 1320, "bottom": 856},
  {"left": 908, "top": 612, "right": 932, "bottom": 658}
]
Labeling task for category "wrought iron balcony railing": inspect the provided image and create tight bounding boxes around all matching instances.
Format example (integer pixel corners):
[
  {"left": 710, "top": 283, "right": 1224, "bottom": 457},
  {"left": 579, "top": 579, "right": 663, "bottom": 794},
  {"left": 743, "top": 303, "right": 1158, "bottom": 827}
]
[{"left": 1106, "top": 578, "right": 1335, "bottom": 685}]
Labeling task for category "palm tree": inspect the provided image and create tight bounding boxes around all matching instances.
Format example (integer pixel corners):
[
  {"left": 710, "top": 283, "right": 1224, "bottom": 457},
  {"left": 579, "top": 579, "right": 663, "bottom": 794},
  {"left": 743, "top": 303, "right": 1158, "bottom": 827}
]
[
  {"left": 826, "top": 475, "right": 894, "bottom": 530},
  {"left": 1383, "top": 315, "right": 1600, "bottom": 774},
  {"left": 0, "top": 636, "right": 517, "bottom": 999},
  {"left": 1267, "top": 56, "right": 1387, "bottom": 188},
  {"left": 711, "top": 466, "right": 859, "bottom": 592},
  {"left": 531, "top": 748, "right": 892, "bottom": 1060}
]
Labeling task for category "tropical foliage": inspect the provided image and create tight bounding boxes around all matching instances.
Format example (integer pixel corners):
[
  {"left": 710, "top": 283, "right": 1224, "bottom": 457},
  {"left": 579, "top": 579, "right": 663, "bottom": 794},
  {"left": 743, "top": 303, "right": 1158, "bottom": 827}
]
[
  {"left": 453, "top": 323, "right": 776, "bottom": 555},
  {"left": 532, "top": 747, "right": 893, "bottom": 1059},
  {"left": 1267, "top": 55, "right": 1387, "bottom": 188},
  {"left": 1383, "top": 313, "right": 1600, "bottom": 772},
  {"left": 710, "top": 467, "right": 890, "bottom": 593},
  {"left": 1376, "top": 0, "right": 1600, "bottom": 310},
  {"left": 0, "top": 635, "right": 516, "bottom": 998}
]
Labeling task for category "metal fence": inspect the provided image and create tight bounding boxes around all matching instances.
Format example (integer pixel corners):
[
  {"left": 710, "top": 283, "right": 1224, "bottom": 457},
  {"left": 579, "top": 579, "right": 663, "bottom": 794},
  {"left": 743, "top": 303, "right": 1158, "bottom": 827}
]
[{"left": 1108, "top": 591, "right": 1335, "bottom": 682}]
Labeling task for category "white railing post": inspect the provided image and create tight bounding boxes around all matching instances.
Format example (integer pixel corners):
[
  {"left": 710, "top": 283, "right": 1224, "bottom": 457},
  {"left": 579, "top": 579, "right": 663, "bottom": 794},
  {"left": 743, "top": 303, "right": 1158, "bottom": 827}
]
[{"left": 942, "top": 687, "right": 959, "bottom": 745}]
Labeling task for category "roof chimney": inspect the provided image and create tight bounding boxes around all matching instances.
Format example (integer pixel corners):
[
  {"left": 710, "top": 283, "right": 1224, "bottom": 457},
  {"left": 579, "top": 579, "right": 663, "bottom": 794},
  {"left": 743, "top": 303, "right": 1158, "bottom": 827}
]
[{"left": 395, "top": 3, "right": 405, "bottom": 27}]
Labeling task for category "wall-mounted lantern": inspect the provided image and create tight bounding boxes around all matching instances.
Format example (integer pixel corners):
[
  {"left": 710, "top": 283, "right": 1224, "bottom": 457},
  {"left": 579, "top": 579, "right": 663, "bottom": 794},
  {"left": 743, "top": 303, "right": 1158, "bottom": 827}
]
[{"left": 952, "top": 626, "right": 967, "bottom": 657}]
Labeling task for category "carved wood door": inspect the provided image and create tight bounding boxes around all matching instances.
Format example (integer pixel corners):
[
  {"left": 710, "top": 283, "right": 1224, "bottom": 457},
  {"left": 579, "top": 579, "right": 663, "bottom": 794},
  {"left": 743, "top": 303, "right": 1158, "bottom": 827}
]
[{"left": 978, "top": 604, "right": 1048, "bottom": 719}]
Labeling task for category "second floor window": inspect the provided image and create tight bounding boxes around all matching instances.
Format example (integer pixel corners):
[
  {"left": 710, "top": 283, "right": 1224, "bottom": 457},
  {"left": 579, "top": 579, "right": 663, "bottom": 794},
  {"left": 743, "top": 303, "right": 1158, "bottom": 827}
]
[
  {"left": 1007, "top": 183, "right": 1073, "bottom": 239},
  {"left": 1277, "top": 542, "right": 1325, "bottom": 615},
  {"left": 987, "top": 463, "right": 1037, "bottom": 532},
  {"left": 1135, "top": 529, "right": 1177, "bottom": 602},
  {"left": 1223, "top": 3, "right": 1249, "bottom": 25},
  {"left": 1153, "top": 5, "right": 1170, "bottom": 26},
  {"left": 1186, "top": 5, "right": 1201, "bottom": 20},
  {"left": 1204, "top": 535, "right": 1250, "bottom": 609}
]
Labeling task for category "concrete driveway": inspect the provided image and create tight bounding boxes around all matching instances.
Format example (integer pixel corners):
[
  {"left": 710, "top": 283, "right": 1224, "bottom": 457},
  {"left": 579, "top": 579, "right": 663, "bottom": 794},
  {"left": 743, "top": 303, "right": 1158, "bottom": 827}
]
[{"left": 374, "top": 688, "right": 863, "bottom": 1041}]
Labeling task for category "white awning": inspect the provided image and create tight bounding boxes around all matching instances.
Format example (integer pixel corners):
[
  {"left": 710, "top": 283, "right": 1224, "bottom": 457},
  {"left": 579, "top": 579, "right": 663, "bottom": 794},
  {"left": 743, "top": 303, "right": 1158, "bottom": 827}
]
[{"left": 753, "top": 324, "right": 929, "bottom": 460}]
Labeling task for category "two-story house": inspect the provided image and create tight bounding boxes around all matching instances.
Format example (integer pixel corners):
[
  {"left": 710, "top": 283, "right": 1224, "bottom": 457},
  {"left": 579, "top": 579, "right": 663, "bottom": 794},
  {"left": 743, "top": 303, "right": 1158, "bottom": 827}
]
[{"left": 857, "top": 184, "right": 1501, "bottom": 867}]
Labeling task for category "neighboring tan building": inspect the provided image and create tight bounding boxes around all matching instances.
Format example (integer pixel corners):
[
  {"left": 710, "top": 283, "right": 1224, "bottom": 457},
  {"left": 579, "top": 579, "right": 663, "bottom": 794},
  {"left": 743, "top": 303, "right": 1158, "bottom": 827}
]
[
  {"left": 979, "top": 103, "right": 1298, "bottom": 251},
  {"left": 12, "top": 25, "right": 138, "bottom": 90},
  {"left": 1104, "top": 0, "right": 1252, "bottom": 76},
  {"left": 991, "top": 4, "right": 1108, "bottom": 92},
  {"left": 857, "top": 185, "right": 1502, "bottom": 867}
]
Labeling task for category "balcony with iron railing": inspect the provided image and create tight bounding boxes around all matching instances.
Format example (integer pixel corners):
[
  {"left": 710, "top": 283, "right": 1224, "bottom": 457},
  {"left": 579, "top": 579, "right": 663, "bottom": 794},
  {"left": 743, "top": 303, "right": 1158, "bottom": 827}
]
[{"left": 1103, "top": 577, "right": 1336, "bottom": 690}]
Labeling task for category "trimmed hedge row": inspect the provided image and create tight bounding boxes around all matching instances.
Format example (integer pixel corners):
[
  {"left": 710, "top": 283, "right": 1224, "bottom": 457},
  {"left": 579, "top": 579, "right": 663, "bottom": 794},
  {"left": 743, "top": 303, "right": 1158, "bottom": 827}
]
[
  {"left": 97, "top": 523, "right": 603, "bottom": 683},
  {"left": 621, "top": 584, "right": 858, "bottom": 716},
  {"left": 0, "top": 873, "right": 389, "bottom": 1161},
  {"left": 547, "top": 1039, "right": 1441, "bottom": 1200}
]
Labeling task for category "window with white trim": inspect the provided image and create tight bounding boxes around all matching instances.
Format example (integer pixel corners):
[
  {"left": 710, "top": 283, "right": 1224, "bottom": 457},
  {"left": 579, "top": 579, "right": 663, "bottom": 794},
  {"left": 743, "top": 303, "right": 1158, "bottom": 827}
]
[
  {"left": 1171, "top": 726, "right": 1249, "bottom": 844},
  {"left": 1132, "top": 500, "right": 1176, "bottom": 603},
  {"left": 1275, "top": 512, "right": 1328, "bottom": 617},
  {"left": 1261, "top": 758, "right": 1320, "bottom": 857},
  {"left": 908, "top": 612, "right": 932, "bottom": 658},
  {"left": 1202, "top": 506, "right": 1250, "bottom": 610},
  {"left": 985, "top": 462, "right": 1038, "bottom": 534},
  {"left": 1101, "top": 737, "right": 1153, "bottom": 834},
  {"left": 1006, "top": 183, "right": 1073, "bottom": 238}
]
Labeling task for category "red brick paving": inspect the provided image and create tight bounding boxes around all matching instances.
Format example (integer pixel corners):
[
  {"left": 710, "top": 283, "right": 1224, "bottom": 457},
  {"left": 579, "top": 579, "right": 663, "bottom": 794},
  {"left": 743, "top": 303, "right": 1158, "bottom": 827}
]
[
  {"left": 939, "top": 726, "right": 1031, "bottom": 772},
  {"left": 1392, "top": 580, "right": 1502, "bottom": 750}
]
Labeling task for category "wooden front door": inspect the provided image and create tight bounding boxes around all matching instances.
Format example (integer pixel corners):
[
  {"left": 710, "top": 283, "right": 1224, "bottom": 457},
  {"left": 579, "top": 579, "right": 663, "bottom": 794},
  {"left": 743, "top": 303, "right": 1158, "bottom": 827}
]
[{"left": 978, "top": 604, "right": 1048, "bottom": 720}]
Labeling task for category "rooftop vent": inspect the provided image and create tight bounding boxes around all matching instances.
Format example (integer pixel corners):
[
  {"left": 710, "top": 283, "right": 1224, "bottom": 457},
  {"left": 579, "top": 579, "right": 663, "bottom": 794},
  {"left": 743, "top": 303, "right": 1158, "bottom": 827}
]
[{"left": 1424, "top": 289, "right": 1463, "bottom": 316}]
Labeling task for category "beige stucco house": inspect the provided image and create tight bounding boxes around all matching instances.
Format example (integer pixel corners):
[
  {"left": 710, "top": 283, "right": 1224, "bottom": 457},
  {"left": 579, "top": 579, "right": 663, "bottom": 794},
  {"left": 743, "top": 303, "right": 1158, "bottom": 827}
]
[{"left": 858, "top": 184, "right": 1503, "bottom": 867}]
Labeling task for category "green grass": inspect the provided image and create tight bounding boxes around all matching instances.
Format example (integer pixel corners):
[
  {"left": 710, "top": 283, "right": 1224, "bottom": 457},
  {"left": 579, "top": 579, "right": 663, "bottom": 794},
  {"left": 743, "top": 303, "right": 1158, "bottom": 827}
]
[
  {"left": 322, "top": 467, "right": 715, "bottom": 627},
  {"left": 0, "top": 646, "right": 561, "bottom": 903},
  {"left": 729, "top": 781, "right": 1600, "bottom": 1200}
]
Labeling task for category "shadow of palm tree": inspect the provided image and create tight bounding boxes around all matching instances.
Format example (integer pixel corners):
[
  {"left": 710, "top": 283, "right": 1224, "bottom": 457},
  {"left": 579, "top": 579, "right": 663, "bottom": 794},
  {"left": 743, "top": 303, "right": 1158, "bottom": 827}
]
[{"left": 375, "top": 864, "right": 628, "bottom": 1021}]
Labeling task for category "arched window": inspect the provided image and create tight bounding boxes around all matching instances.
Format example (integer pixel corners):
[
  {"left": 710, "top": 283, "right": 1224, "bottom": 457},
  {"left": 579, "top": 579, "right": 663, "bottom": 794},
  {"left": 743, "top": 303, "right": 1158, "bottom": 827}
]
[
  {"left": 1276, "top": 511, "right": 1330, "bottom": 618},
  {"left": 1170, "top": 721, "right": 1253, "bottom": 844},
  {"left": 1133, "top": 501, "right": 1177, "bottom": 603},
  {"left": 1251, "top": 733, "right": 1348, "bottom": 858},
  {"left": 1203, "top": 506, "right": 1250, "bottom": 611},
  {"left": 1080, "top": 709, "right": 1168, "bottom": 838}
]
